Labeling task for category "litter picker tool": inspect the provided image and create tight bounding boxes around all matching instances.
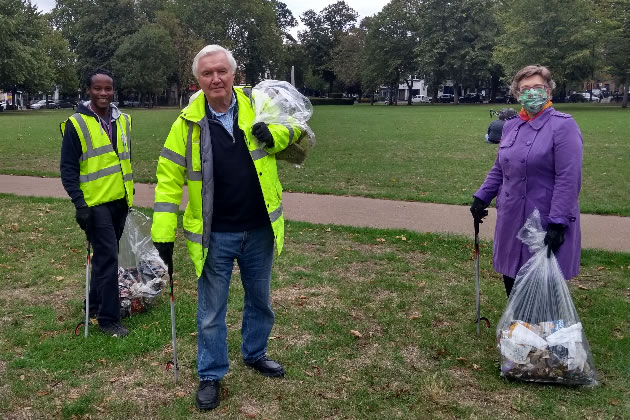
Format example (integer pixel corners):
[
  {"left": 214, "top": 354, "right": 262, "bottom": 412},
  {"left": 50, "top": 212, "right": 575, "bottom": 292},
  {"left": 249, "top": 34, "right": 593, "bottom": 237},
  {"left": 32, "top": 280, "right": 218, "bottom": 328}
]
[
  {"left": 474, "top": 219, "right": 490, "bottom": 335},
  {"left": 75, "top": 239, "right": 91, "bottom": 337},
  {"left": 166, "top": 269, "right": 179, "bottom": 383}
]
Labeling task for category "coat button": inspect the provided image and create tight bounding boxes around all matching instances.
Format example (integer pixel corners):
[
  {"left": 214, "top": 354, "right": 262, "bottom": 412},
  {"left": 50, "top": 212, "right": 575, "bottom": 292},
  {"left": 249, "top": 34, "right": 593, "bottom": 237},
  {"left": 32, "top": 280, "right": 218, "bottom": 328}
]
[
  {"left": 521, "top": 195, "right": 525, "bottom": 199},
  {"left": 521, "top": 159, "right": 525, "bottom": 163},
  {"left": 505, "top": 158, "right": 509, "bottom": 162},
  {"left": 506, "top": 192, "right": 510, "bottom": 197},
  {"left": 521, "top": 177, "right": 526, "bottom": 181},
  {"left": 526, "top": 142, "right": 531, "bottom": 145}
]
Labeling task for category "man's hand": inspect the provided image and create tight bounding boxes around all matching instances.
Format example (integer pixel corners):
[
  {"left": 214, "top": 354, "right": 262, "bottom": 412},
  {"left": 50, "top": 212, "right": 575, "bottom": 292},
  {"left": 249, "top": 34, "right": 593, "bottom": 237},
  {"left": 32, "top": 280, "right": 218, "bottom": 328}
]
[
  {"left": 154, "top": 241, "right": 174, "bottom": 276},
  {"left": 544, "top": 223, "right": 567, "bottom": 258},
  {"left": 252, "top": 122, "right": 274, "bottom": 148},
  {"left": 75, "top": 206, "right": 91, "bottom": 234},
  {"left": 469, "top": 197, "right": 489, "bottom": 224}
]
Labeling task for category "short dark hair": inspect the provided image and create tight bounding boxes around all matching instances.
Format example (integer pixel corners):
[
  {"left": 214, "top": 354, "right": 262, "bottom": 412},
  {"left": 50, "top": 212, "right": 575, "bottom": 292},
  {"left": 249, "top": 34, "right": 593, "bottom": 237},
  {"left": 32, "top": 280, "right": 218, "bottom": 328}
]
[{"left": 86, "top": 68, "right": 114, "bottom": 87}]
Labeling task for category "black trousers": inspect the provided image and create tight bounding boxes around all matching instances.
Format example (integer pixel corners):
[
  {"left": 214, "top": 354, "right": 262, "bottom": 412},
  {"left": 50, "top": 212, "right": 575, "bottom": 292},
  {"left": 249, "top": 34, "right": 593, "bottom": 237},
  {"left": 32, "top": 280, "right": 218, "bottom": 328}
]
[
  {"left": 503, "top": 275, "right": 515, "bottom": 298},
  {"left": 88, "top": 198, "right": 128, "bottom": 325}
]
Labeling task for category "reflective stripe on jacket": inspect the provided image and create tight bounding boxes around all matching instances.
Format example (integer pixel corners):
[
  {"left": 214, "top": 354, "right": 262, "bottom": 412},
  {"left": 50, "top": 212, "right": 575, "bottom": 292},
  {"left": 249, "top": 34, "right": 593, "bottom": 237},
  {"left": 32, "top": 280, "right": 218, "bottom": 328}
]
[
  {"left": 60, "top": 112, "right": 133, "bottom": 207},
  {"left": 151, "top": 87, "right": 300, "bottom": 277}
]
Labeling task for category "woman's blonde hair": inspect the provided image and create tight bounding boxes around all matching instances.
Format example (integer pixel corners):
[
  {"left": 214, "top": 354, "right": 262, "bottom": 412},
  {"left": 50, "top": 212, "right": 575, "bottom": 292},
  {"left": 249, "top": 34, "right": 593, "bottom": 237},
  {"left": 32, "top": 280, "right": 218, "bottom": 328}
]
[{"left": 511, "top": 65, "right": 556, "bottom": 96}]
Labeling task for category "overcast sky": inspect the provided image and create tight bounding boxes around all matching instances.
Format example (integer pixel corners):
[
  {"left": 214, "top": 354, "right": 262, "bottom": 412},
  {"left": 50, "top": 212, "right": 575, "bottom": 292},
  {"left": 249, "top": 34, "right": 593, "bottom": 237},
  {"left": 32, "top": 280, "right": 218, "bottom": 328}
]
[{"left": 31, "top": 0, "right": 389, "bottom": 37}]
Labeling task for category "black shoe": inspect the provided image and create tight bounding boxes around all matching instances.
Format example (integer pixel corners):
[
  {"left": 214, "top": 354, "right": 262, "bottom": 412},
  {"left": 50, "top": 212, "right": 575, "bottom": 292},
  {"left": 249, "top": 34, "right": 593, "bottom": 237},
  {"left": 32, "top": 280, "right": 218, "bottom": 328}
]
[
  {"left": 195, "top": 380, "right": 220, "bottom": 411},
  {"left": 244, "top": 355, "right": 285, "bottom": 377},
  {"left": 99, "top": 322, "right": 129, "bottom": 337}
]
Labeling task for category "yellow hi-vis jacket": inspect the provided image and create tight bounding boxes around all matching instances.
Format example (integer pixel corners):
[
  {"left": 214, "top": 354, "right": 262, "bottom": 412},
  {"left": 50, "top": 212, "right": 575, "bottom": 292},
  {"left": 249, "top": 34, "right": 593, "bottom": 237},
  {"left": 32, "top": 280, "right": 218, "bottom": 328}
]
[
  {"left": 60, "top": 111, "right": 133, "bottom": 207},
  {"left": 151, "top": 87, "right": 300, "bottom": 277}
]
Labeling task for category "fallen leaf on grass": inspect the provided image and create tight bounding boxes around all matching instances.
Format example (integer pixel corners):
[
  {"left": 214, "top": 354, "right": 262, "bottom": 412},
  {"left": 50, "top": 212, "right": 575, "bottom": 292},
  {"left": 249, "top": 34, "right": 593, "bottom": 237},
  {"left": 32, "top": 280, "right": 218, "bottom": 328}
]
[
  {"left": 176, "top": 391, "right": 187, "bottom": 398},
  {"left": 350, "top": 330, "right": 362, "bottom": 338},
  {"left": 597, "top": 266, "right": 606, "bottom": 271},
  {"left": 472, "top": 364, "right": 481, "bottom": 370},
  {"left": 610, "top": 398, "right": 620, "bottom": 406},
  {"left": 395, "top": 235, "right": 407, "bottom": 241},
  {"left": 20, "top": 375, "right": 25, "bottom": 380},
  {"left": 324, "top": 228, "right": 331, "bottom": 232},
  {"left": 37, "top": 390, "right": 49, "bottom": 396},
  {"left": 456, "top": 357, "right": 467, "bottom": 362},
  {"left": 376, "top": 238, "right": 386, "bottom": 243},
  {"left": 150, "top": 362, "right": 159, "bottom": 366},
  {"left": 99, "top": 359, "right": 107, "bottom": 366},
  {"left": 95, "top": 406, "right": 105, "bottom": 413},
  {"left": 578, "top": 285, "right": 590, "bottom": 290}
]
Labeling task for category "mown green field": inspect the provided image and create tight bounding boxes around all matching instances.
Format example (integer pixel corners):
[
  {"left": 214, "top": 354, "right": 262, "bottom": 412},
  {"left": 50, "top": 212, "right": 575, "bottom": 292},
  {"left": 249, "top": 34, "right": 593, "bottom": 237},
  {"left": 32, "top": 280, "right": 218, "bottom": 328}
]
[
  {"left": 0, "top": 194, "right": 628, "bottom": 419},
  {"left": 0, "top": 103, "right": 628, "bottom": 215}
]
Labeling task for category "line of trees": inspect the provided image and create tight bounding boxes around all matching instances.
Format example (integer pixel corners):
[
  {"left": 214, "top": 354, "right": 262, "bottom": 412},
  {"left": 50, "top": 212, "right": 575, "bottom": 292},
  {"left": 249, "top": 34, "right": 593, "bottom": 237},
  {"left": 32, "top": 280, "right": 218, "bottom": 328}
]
[{"left": 1, "top": 0, "right": 628, "bottom": 107}]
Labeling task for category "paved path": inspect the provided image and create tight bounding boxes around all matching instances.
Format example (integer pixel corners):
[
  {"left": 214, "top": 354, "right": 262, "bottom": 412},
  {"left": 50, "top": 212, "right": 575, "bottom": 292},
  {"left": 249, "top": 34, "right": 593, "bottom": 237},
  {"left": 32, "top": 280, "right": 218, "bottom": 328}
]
[{"left": 1, "top": 175, "right": 628, "bottom": 252}]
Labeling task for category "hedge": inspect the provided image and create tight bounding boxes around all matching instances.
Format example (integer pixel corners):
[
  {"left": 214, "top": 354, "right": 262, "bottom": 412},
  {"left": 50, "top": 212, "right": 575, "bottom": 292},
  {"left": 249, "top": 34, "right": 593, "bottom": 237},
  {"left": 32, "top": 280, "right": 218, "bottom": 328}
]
[{"left": 308, "top": 98, "right": 355, "bottom": 105}]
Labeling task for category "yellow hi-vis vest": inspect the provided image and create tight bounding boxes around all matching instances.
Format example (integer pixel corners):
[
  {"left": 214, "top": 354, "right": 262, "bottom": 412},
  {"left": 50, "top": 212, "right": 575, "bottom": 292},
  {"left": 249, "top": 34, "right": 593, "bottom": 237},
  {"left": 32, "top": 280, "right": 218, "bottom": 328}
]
[
  {"left": 151, "top": 87, "right": 300, "bottom": 277},
  {"left": 61, "top": 112, "right": 134, "bottom": 207}
]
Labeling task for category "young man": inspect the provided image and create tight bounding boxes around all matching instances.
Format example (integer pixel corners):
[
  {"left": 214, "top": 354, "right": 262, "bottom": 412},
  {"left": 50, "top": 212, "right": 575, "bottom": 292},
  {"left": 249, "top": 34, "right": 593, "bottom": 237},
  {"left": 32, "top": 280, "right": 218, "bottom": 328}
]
[
  {"left": 151, "top": 45, "right": 300, "bottom": 411},
  {"left": 60, "top": 69, "right": 134, "bottom": 337}
]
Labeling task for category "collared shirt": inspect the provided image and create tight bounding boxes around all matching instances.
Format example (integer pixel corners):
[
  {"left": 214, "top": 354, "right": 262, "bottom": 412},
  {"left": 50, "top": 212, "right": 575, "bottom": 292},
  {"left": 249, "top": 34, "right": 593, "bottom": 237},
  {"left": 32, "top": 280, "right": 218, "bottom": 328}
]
[
  {"left": 88, "top": 102, "right": 115, "bottom": 141},
  {"left": 206, "top": 93, "right": 237, "bottom": 136}
]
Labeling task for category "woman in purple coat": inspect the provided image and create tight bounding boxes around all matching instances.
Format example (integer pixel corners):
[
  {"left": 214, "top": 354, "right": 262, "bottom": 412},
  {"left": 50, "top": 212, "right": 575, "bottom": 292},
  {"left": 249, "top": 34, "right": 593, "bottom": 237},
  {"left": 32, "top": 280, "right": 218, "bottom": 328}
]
[{"left": 470, "top": 65, "right": 583, "bottom": 297}]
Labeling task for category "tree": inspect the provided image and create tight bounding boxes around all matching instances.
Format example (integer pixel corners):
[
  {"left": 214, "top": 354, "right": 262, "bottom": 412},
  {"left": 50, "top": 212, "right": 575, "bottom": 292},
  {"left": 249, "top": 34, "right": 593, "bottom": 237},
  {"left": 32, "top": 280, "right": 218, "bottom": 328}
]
[
  {"left": 299, "top": 1, "right": 358, "bottom": 94},
  {"left": 493, "top": 0, "right": 600, "bottom": 97},
  {"left": 363, "top": 0, "right": 422, "bottom": 105},
  {"left": 602, "top": 0, "right": 630, "bottom": 107},
  {"left": 0, "top": 0, "right": 75, "bottom": 101},
  {"left": 418, "top": 0, "right": 496, "bottom": 104},
  {"left": 112, "top": 23, "right": 174, "bottom": 104},
  {"left": 51, "top": 0, "right": 139, "bottom": 84},
  {"left": 155, "top": 10, "right": 205, "bottom": 106},
  {"left": 331, "top": 28, "right": 367, "bottom": 96}
]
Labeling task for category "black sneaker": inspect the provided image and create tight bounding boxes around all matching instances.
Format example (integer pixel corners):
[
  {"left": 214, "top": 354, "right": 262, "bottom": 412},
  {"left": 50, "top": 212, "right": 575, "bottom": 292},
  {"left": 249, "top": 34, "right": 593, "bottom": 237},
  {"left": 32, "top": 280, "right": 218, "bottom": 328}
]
[
  {"left": 195, "top": 380, "right": 220, "bottom": 411},
  {"left": 99, "top": 322, "right": 129, "bottom": 337},
  {"left": 244, "top": 355, "right": 285, "bottom": 377}
]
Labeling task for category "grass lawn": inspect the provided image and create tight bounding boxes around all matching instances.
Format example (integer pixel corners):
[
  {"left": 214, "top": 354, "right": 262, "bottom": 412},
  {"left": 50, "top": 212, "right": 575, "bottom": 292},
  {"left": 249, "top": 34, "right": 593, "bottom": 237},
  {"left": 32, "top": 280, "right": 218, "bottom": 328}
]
[
  {"left": 0, "top": 104, "right": 628, "bottom": 216},
  {"left": 1, "top": 194, "right": 628, "bottom": 419}
]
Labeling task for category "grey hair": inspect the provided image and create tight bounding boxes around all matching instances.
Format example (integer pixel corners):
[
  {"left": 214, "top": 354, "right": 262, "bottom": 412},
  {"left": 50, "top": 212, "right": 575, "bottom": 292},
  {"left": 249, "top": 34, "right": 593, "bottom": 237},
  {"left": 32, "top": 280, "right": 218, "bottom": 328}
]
[
  {"left": 192, "top": 45, "right": 237, "bottom": 79},
  {"left": 511, "top": 65, "right": 556, "bottom": 95}
]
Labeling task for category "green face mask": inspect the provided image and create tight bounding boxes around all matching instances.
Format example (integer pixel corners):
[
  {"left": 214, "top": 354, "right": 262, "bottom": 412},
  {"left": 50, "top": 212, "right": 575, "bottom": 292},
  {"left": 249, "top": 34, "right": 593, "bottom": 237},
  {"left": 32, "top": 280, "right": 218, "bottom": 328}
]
[{"left": 519, "top": 88, "right": 548, "bottom": 114}]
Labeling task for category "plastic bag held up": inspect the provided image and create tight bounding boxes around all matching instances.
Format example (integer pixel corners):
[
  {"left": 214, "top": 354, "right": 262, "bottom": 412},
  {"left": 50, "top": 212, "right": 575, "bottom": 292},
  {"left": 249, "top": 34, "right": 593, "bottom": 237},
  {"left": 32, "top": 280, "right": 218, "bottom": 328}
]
[
  {"left": 496, "top": 209, "right": 597, "bottom": 385},
  {"left": 251, "top": 80, "right": 316, "bottom": 165},
  {"left": 118, "top": 209, "right": 168, "bottom": 318}
]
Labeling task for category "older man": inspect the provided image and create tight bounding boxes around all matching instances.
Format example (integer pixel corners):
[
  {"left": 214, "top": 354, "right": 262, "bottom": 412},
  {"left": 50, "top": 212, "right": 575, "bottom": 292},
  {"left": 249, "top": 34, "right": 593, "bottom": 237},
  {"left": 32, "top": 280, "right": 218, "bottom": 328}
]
[{"left": 151, "top": 45, "right": 299, "bottom": 411}]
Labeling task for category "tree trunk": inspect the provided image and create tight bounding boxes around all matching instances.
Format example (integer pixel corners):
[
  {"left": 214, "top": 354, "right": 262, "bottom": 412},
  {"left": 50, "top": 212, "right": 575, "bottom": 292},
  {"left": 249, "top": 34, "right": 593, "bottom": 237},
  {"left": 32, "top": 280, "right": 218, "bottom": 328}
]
[
  {"left": 406, "top": 79, "right": 413, "bottom": 105},
  {"left": 453, "top": 81, "right": 459, "bottom": 105}
]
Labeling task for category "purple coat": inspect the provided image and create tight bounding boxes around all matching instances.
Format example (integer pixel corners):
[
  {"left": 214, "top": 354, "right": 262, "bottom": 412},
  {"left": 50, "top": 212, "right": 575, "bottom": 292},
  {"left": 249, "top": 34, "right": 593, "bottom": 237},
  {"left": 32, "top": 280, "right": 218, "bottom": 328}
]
[{"left": 475, "top": 107, "right": 583, "bottom": 279}]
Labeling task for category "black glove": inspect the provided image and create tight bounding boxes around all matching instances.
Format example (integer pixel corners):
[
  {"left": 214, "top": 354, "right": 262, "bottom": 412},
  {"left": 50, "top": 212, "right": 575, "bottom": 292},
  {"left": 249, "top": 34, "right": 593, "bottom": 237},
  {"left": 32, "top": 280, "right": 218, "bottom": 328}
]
[
  {"left": 75, "top": 205, "right": 91, "bottom": 235},
  {"left": 469, "top": 197, "right": 489, "bottom": 224},
  {"left": 544, "top": 223, "right": 567, "bottom": 258},
  {"left": 154, "top": 241, "right": 174, "bottom": 276},
  {"left": 252, "top": 122, "right": 274, "bottom": 148}
]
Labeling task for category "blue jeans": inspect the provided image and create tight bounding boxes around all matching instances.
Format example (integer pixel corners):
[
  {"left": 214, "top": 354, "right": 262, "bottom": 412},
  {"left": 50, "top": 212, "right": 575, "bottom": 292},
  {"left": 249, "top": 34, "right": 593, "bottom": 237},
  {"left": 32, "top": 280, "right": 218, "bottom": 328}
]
[{"left": 197, "top": 224, "right": 275, "bottom": 381}]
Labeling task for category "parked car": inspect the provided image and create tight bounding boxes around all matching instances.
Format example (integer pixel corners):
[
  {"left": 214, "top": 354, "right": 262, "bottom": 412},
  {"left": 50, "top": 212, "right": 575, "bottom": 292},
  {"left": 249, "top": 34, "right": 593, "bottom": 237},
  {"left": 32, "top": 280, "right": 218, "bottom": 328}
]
[
  {"left": 411, "top": 94, "right": 430, "bottom": 103},
  {"left": 46, "top": 101, "right": 60, "bottom": 109},
  {"left": 438, "top": 93, "right": 454, "bottom": 103},
  {"left": 29, "top": 100, "right": 48, "bottom": 109},
  {"left": 581, "top": 92, "right": 600, "bottom": 103},
  {"left": 566, "top": 93, "right": 587, "bottom": 103},
  {"left": 462, "top": 93, "right": 483, "bottom": 103},
  {"left": 57, "top": 101, "right": 75, "bottom": 109}
]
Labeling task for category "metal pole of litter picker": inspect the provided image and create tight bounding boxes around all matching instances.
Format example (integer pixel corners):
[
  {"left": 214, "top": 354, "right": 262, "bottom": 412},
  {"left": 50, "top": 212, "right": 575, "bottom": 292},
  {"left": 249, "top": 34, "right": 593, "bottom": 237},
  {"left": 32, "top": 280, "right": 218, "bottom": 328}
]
[
  {"left": 84, "top": 240, "right": 91, "bottom": 338},
  {"left": 474, "top": 219, "right": 481, "bottom": 336},
  {"left": 169, "top": 272, "right": 179, "bottom": 383}
]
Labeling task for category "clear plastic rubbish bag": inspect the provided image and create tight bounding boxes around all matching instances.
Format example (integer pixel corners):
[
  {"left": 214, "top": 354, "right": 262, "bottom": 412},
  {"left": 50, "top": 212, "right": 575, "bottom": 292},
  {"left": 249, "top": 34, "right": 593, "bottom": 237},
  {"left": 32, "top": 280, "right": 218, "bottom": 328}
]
[
  {"left": 496, "top": 209, "right": 597, "bottom": 385},
  {"left": 252, "top": 80, "right": 316, "bottom": 165},
  {"left": 118, "top": 209, "right": 167, "bottom": 318}
]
